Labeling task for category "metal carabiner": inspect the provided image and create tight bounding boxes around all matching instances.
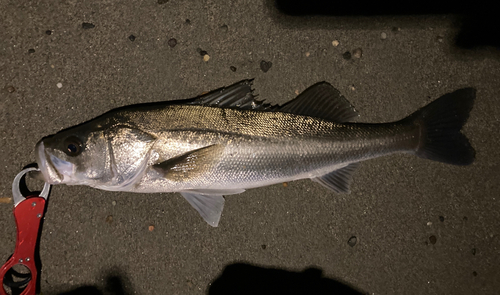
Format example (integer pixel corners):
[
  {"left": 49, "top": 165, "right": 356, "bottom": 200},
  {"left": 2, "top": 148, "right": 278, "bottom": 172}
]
[{"left": 1, "top": 167, "right": 51, "bottom": 295}]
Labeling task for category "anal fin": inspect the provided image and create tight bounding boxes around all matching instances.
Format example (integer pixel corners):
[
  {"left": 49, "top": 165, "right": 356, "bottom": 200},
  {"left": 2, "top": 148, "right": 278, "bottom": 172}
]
[{"left": 312, "top": 163, "right": 359, "bottom": 193}]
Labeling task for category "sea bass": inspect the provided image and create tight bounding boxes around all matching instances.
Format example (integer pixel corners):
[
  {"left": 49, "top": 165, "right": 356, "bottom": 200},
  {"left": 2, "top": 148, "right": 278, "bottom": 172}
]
[{"left": 35, "top": 80, "right": 476, "bottom": 226}]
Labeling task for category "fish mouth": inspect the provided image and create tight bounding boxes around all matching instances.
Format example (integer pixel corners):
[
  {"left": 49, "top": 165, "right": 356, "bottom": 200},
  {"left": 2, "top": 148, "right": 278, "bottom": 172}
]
[{"left": 35, "top": 140, "right": 64, "bottom": 184}]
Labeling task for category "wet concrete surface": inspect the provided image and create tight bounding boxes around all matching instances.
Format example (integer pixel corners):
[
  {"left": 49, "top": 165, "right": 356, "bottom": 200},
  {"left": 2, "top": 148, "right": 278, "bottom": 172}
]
[{"left": 1, "top": 1, "right": 499, "bottom": 294}]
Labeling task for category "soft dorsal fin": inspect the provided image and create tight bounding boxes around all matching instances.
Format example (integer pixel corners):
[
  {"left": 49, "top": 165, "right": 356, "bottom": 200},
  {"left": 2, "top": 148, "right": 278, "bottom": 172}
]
[
  {"left": 188, "top": 79, "right": 277, "bottom": 111},
  {"left": 312, "top": 163, "right": 359, "bottom": 193},
  {"left": 279, "top": 82, "right": 358, "bottom": 123}
]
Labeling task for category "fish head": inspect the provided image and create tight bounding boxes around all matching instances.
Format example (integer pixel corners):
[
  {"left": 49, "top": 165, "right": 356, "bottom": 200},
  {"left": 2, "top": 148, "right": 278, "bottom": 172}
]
[
  {"left": 36, "top": 116, "right": 158, "bottom": 190},
  {"left": 35, "top": 125, "right": 110, "bottom": 186}
]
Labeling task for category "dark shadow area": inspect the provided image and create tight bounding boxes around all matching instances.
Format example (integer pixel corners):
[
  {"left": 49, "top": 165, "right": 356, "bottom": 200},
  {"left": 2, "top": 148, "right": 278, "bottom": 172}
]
[
  {"left": 208, "top": 262, "right": 366, "bottom": 295},
  {"left": 58, "top": 286, "right": 104, "bottom": 295},
  {"left": 274, "top": 0, "right": 466, "bottom": 15},
  {"left": 454, "top": 12, "right": 500, "bottom": 49},
  {"left": 49, "top": 269, "right": 132, "bottom": 295},
  {"left": 267, "top": 0, "right": 500, "bottom": 49}
]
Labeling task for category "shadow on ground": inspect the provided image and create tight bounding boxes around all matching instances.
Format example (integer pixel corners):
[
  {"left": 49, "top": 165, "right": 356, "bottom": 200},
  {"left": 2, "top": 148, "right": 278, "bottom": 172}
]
[
  {"left": 51, "top": 269, "right": 132, "bottom": 295},
  {"left": 208, "top": 262, "right": 365, "bottom": 295},
  {"left": 267, "top": 0, "right": 500, "bottom": 49}
]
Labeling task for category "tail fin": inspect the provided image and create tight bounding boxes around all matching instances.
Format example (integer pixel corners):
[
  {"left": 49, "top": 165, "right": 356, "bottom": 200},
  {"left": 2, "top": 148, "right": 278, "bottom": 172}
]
[{"left": 406, "top": 88, "right": 476, "bottom": 165}]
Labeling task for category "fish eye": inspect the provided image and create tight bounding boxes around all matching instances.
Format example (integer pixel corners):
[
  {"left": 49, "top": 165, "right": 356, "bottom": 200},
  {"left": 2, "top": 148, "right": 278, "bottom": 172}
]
[{"left": 63, "top": 136, "right": 83, "bottom": 156}]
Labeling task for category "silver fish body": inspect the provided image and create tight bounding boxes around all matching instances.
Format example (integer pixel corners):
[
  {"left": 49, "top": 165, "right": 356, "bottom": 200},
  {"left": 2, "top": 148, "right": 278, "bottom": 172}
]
[{"left": 35, "top": 80, "right": 476, "bottom": 226}]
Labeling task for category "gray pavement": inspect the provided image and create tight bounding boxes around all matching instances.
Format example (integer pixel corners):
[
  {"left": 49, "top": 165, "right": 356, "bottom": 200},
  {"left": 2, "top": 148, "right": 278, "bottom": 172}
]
[{"left": 1, "top": 1, "right": 499, "bottom": 294}]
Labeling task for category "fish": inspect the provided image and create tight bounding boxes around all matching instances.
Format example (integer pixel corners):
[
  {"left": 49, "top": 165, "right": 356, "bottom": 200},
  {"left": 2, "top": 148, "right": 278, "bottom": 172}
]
[{"left": 35, "top": 80, "right": 476, "bottom": 226}]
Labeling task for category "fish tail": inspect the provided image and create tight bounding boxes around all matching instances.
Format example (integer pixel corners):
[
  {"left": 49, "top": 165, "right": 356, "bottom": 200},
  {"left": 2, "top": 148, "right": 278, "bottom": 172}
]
[{"left": 405, "top": 88, "right": 476, "bottom": 165}]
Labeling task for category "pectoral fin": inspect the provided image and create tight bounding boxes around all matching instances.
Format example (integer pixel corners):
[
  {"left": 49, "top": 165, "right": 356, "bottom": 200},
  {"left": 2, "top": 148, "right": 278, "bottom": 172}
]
[
  {"left": 180, "top": 192, "right": 225, "bottom": 227},
  {"left": 153, "top": 144, "right": 224, "bottom": 182}
]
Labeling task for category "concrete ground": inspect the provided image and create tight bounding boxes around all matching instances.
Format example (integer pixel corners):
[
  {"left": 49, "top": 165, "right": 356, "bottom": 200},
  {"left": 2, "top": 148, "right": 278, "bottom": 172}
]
[{"left": 1, "top": 1, "right": 499, "bottom": 294}]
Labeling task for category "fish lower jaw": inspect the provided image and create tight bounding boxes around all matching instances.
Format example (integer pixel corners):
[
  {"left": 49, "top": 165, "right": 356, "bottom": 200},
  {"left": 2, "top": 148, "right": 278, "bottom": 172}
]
[
  {"left": 35, "top": 141, "right": 66, "bottom": 184},
  {"left": 35, "top": 141, "right": 52, "bottom": 183}
]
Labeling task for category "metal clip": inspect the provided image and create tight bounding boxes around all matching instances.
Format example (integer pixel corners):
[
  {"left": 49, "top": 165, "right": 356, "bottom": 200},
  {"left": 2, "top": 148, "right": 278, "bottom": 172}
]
[
  {"left": 12, "top": 167, "right": 50, "bottom": 207},
  {"left": 1, "top": 167, "right": 51, "bottom": 295}
]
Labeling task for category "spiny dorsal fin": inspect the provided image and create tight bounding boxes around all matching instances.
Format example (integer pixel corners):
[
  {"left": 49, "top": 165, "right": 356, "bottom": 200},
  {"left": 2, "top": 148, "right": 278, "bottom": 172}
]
[
  {"left": 279, "top": 82, "right": 358, "bottom": 123},
  {"left": 312, "top": 163, "right": 359, "bottom": 193},
  {"left": 189, "top": 79, "right": 276, "bottom": 111}
]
